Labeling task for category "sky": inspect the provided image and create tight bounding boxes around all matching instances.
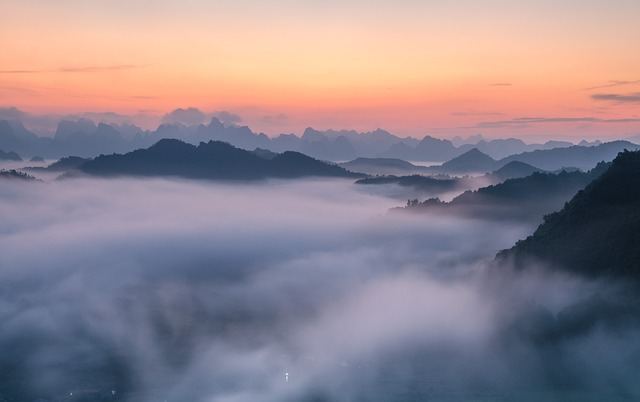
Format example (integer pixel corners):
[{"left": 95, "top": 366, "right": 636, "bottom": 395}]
[{"left": 2, "top": 0, "right": 640, "bottom": 141}]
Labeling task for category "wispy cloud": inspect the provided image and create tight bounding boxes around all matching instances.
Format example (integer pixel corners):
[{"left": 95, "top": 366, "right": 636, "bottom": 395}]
[
  {"left": 263, "top": 113, "right": 289, "bottom": 123},
  {"left": 58, "top": 64, "right": 146, "bottom": 73},
  {"left": 470, "top": 116, "right": 640, "bottom": 129},
  {"left": 592, "top": 93, "right": 640, "bottom": 103},
  {"left": 451, "top": 111, "right": 504, "bottom": 117},
  {"left": 489, "top": 83, "right": 512, "bottom": 86},
  {"left": 0, "top": 64, "right": 147, "bottom": 74},
  {"left": 585, "top": 80, "right": 640, "bottom": 90},
  {"left": 162, "top": 107, "right": 208, "bottom": 125},
  {"left": 213, "top": 110, "right": 243, "bottom": 125}
]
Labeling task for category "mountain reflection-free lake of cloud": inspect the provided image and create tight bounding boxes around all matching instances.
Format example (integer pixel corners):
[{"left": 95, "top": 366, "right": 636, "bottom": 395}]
[{"left": 1, "top": 177, "right": 639, "bottom": 402}]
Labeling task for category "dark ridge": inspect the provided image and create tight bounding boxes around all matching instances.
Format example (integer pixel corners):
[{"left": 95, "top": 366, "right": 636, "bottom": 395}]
[
  {"left": 497, "top": 150, "right": 640, "bottom": 280},
  {"left": 399, "top": 162, "right": 610, "bottom": 221},
  {"left": 355, "top": 174, "right": 457, "bottom": 191},
  {"left": 0, "top": 169, "right": 39, "bottom": 181},
  {"left": 47, "top": 156, "right": 91, "bottom": 171},
  {"left": 77, "top": 139, "right": 361, "bottom": 180}
]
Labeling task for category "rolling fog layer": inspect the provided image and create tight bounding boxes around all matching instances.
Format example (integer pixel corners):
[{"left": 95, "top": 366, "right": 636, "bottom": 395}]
[{"left": 1, "top": 177, "right": 639, "bottom": 401}]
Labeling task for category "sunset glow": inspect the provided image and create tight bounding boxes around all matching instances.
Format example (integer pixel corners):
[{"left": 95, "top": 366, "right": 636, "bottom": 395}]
[{"left": 2, "top": 0, "right": 639, "bottom": 140}]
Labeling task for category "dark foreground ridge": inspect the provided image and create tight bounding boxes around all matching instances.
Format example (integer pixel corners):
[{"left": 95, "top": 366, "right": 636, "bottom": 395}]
[
  {"left": 497, "top": 150, "right": 640, "bottom": 280},
  {"left": 76, "top": 139, "right": 362, "bottom": 180}
]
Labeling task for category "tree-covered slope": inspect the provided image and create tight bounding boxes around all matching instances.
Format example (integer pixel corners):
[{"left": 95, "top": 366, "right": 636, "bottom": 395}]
[{"left": 497, "top": 150, "right": 640, "bottom": 279}]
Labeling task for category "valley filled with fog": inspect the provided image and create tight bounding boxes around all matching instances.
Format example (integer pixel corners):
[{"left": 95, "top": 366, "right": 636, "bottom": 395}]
[{"left": 1, "top": 173, "right": 639, "bottom": 402}]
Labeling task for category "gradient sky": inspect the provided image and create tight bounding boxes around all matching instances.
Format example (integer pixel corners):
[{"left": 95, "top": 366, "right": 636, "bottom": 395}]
[{"left": 2, "top": 0, "right": 640, "bottom": 141}]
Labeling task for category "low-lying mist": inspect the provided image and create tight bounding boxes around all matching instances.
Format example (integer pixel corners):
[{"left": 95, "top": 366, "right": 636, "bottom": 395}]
[{"left": 1, "top": 177, "right": 639, "bottom": 401}]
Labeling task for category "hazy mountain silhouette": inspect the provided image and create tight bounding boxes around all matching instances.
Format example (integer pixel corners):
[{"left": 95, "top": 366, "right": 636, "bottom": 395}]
[
  {"left": 497, "top": 150, "right": 640, "bottom": 279},
  {"left": 427, "top": 148, "right": 500, "bottom": 174},
  {"left": 0, "top": 148, "right": 22, "bottom": 161},
  {"left": 338, "top": 157, "right": 430, "bottom": 176},
  {"left": 498, "top": 141, "right": 639, "bottom": 171},
  {"left": 76, "top": 139, "right": 361, "bottom": 180},
  {"left": 54, "top": 119, "right": 98, "bottom": 141},
  {"left": 486, "top": 160, "right": 545, "bottom": 181},
  {"left": 412, "top": 135, "right": 460, "bottom": 161},
  {"left": 457, "top": 138, "right": 529, "bottom": 159},
  {"left": 1, "top": 113, "right": 634, "bottom": 164},
  {"left": 300, "top": 129, "right": 357, "bottom": 161},
  {"left": 376, "top": 136, "right": 466, "bottom": 162},
  {"left": 376, "top": 141, "right": 416, "bottom": 160},
  {"left": 0, "top": 120, "right": 37, "bottom": 157}
]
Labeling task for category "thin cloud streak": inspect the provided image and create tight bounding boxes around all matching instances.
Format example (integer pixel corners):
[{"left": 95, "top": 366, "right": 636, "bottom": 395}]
[
  {"left": 585, "top": 80, "right": 640, "bottom": 90},
  {"left": 451, "top": 111, "right": 504, "bottom": 117},
  {"left": 592, "top": 93, "right": 640, "bottom": 103},
  {"left": 0, "top": 64, "right": 148, "bottom": 74},
  {"left": 469, "top": 116, "right": 640, "bottom": 129}
]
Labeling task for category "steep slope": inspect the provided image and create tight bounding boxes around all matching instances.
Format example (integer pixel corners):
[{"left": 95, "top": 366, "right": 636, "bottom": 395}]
[{"left": 497, "top": 150, "right": 640, "bottom": 279}]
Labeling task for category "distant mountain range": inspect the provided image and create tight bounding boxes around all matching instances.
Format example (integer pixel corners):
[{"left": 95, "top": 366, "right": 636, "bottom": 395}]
[
  {"left": 0, "top": 116, "right": 619, "bottom": 161},
  {"left": 73, "top": 139, "right": 361, "bottom": 180},
  {"left": 342, "top": 141, "right": 639, "bottom": 177},
  {"left": 497, "top": 150, "right": 640, "bottom": 279}
]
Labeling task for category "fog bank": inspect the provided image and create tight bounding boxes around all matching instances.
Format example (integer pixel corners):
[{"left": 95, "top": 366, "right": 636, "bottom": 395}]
[{"left": 0, "top": 178, "right": 638, "bottom": 401}]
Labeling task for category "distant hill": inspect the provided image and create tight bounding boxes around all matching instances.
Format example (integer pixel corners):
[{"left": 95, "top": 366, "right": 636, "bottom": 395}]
[
  {"left": 499, "top": 141, "right": 639, "bottom": 171},
  {"left": 486, "top": 161, "right": 545, "bottom": 182},
  {"left": 76, "top": 139, "right": 361, "bottom": 180},
  {"left": 428, "top": 148, "right": 500, "bottom": 174},
  {"left": 399, "top": 163, "right": 609, "bottom": 221},
  {"left": 338, "top": 157, "right": 429, "bottom": 176},
  {"left": 25, "top": 156, "right": 91, "bottom": 173},
  {"left": 0, "top": 148, "right": 22, "bottom": 161},
  {"left": 497, "top": 150, "right": 640, "bottom": 279},
  {"left": 47, "top": 156, "right": 91, "bottom": 171}
]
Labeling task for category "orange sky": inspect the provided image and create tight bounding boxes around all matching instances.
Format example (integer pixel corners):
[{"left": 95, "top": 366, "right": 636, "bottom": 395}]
[{"left": 1, "top": 0, "right": 639, "bottom": 141}]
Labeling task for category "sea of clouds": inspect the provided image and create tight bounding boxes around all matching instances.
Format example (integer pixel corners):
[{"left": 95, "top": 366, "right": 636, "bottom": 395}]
[{"left": 0, "top": 176, "right": 638, "bottom": 401}]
